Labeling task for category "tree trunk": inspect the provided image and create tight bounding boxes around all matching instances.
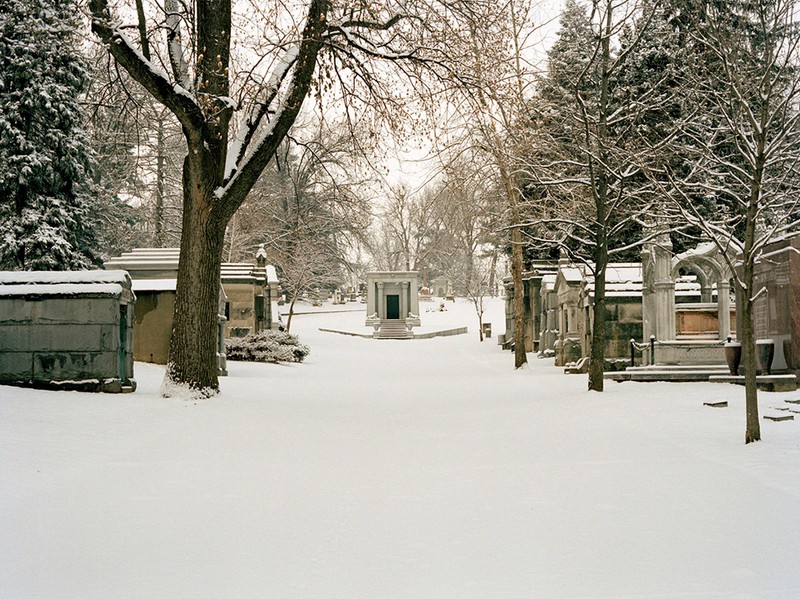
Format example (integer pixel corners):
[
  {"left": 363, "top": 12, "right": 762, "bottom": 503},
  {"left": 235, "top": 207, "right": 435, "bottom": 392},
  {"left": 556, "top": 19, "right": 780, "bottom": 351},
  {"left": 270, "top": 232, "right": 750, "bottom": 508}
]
[
  {"left": 739, "top": 289, "right": 760, "bottom": 443},
  {"left": 741, "top": 174, "right": 762, "bottom": 442},
  {"left": 475, "top": 296, "right": 485, "bottom": 342},
  {"left": 587, "top": 5, "right": 612, "bottom": 392},
  {"left": 286, "top": 297, "right": 297, "bottom": 333},
  {"left": 154, "top": 112, "right": 165, "bottom": 246},
  {"left": 163, "top": 157, "right": 226, "bottom": 397},
  {"left": 588, "top": 260, "right": 607, "bottom": 391},
  {"left": 511, "top": 221, "right": 527, "bottom": 368},
  {"left": 488, "top": 249, "right": 498, "bottom": 296},
  {"left": 741, "top": 139, "right": 765, "bottom": 442}
]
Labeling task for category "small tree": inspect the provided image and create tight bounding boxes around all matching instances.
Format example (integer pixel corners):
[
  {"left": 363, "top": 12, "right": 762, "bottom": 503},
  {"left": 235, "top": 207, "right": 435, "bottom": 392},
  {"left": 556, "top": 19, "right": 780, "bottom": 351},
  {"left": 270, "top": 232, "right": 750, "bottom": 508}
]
[
  {"left": 435, "top": 156, "right": 500, "bottom": 341},
  {"left": 657, "top": 0, "right": 800, "bottom": 443},
  {"left": 0, "top": 0, "right": 100, "bottom": 270},
  {"left": 524, "top": 0, "right": 661, "bottom": 390},
  {"left": 434, "top": 0, "right": 541, "bottom": 368}
]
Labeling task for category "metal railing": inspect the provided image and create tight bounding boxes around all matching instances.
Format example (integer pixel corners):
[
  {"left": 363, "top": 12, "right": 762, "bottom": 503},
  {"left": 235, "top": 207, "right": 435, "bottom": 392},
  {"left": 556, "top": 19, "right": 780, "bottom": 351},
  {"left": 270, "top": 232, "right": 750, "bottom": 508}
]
[{"left": 629, "top": 335, "right": 656, "bottom": 367}]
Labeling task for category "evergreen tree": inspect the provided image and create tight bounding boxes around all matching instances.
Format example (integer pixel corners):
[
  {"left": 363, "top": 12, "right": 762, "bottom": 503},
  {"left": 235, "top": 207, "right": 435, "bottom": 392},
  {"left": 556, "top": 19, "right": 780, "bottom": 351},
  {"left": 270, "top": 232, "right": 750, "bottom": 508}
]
[
  {"left": 0, "top": 0, "right": 100, "bottom": 270},
  {"left": 521, "top": 0, "right": 597, "bottom": 262},
  {"left": 524, "top": 0, "right": 662, "bottom": 390}
]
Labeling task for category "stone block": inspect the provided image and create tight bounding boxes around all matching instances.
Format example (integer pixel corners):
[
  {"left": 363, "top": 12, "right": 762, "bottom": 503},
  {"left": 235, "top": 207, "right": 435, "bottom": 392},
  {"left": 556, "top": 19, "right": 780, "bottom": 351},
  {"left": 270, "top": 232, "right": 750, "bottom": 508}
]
[
  {"left": 654, "top": 342, "right": 725, "bottom": 365},
  {"left": 0, "top": 325, "right": 33, "bottom": 351},
  {"left": 0, "top": 352, "right": 34, "bottom": 381},
  {"left": 0, "top": 298, "right": 34, "bottom": 324},
  {"left": 32, "top": 352, "right": 118, "bottom": 381},
  {"left": 28, "top": 324, "right": 111, "bottom": 352},
  {"left": 32, "top": 297, "right": 117, "bottom": 325}
]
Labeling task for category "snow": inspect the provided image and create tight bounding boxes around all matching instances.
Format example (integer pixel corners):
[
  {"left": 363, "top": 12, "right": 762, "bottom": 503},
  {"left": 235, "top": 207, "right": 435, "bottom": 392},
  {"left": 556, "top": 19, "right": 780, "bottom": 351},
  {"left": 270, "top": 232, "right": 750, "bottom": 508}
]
[
  {"left": 2, "top": 298, "right": 800, "bottom": 597},
  {"left": 0, "top": 269, "right": 130, "bottom": 285},
  {"left": 0, "top": 270, "right": 131, "bottom": 297},
  {"left": 130, "top": 279, "right": 177, "bottom": 292},
  {"left": 0, "top": 283, "right": 124, "bottom": 297}
]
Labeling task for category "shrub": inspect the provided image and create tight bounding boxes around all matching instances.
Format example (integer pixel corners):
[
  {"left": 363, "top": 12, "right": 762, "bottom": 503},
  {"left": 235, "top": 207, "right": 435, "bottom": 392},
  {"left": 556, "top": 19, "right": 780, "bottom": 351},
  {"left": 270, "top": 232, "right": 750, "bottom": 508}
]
[{"left": 225, "top": 330, "right": 310, "bottom": 363}]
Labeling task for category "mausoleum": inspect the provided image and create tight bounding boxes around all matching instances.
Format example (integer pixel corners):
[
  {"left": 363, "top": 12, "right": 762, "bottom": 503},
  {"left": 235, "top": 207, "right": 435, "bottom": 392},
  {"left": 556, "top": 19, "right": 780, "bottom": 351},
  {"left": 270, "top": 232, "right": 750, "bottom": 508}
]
[
  {"left": 365, "top": 271, "right": 421, "bottom": 339},
  {"left": 0, "top": 270, "right": 136, "bottom": 392},
  {"left": 753, "top": 232, "right": 800, "bottom": 373}
]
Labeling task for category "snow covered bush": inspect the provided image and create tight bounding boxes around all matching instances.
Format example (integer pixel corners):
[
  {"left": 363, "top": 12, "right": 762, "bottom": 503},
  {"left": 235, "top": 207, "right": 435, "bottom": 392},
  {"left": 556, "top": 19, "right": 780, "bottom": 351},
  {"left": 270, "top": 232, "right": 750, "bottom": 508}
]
[{"left": 225, "top": 330, "right": 309, "bottom": 364}]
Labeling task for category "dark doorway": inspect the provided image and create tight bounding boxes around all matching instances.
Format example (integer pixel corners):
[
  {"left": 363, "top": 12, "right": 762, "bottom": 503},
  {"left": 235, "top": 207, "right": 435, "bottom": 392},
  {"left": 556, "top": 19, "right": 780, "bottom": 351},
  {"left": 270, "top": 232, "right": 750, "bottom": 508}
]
[{"left": 386, "top": 294, "right": 400, "bottom": 319}]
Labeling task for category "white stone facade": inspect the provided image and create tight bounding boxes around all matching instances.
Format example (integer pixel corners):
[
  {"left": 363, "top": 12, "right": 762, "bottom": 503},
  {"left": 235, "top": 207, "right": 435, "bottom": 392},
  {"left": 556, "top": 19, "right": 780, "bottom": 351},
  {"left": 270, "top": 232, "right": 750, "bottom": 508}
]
[{"left": 365, "top": 271, "right": 421, "bottom": 335}]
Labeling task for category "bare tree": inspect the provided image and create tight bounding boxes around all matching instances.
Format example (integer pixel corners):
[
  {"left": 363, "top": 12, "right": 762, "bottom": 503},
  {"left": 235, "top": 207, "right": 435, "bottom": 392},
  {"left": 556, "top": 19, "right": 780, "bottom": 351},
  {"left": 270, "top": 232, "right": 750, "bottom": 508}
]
[
  {"left": 372, "top": 184, "right": 443, "bottom": 272},
  {"left": 432, "top": 0, "right": 542, "bottom": 368},
  {"left": 434, "top": 155, "right": 501, "bottom": 341},
  {"left": 88, "top": 0, "right": 465, "bottom": 396},
  {"left": 655, "top": 0, "right": 800, "bottom": 443},
  {"left": 522, "top": 0, "right": 662, "bottom": 391},
  {"left": 224, "top": 118, "right": 371, "bottom": 263}
]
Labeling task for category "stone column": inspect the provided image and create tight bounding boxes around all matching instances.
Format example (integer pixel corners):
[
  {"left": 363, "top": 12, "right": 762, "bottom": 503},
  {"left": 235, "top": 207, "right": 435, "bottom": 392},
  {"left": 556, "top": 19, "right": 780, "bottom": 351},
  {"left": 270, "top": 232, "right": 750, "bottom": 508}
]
[
  {"left": 654, "top": 233, "right": 676, "bottom": 341},
  {"left": 401, "top": 281, "right": 409, "bottom": 319},
  {"left": 377, "top": 282, "right": 385, "bottom": 319},
  {"left": 717, "top": 280, "right": 731, "bottom": 340},
  {"left": 700, "top": 283, "right": 713, "bottom": 303}
]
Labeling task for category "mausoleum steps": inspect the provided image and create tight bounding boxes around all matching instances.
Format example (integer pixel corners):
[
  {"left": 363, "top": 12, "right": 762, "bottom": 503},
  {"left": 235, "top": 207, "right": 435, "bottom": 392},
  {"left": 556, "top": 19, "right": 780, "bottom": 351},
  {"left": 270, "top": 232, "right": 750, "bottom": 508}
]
[
  {"left": 605, "top": 364, "right": 730, "bottom": 383},
  {"left": 606, "top": 364, "right": 798, "bottom": 390},
  {"left": 374, "top": 319, "right": 413, "bottom": 340}
]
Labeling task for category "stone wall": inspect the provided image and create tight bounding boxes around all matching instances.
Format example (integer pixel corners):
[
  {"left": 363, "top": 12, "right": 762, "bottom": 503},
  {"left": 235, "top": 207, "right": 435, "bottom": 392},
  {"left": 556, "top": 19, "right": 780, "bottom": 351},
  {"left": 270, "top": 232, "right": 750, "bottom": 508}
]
[
  {"left": 604, "top": 299, "right": 643, "bottom": 359},
  {"left": 132, "top": 290, "right": 174, "bottom": 364},
  {"left": 0, "top": 271, "right": 135, "bottom": 392},
  {"left": 753, "top": 234, "right": 800, "bottom": 372}
]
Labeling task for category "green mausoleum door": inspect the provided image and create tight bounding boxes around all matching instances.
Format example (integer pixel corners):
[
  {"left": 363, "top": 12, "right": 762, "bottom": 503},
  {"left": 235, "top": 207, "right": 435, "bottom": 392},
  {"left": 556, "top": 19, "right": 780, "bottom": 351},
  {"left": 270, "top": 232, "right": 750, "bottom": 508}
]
[{"left": 386, "top": 294, "right": 400, "bottom": 319}]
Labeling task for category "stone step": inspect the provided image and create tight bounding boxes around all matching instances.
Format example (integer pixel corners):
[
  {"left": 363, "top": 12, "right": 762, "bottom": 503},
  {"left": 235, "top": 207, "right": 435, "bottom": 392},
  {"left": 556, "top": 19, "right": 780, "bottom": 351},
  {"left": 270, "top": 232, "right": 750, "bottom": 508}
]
[
  {"left": 624, "top": 364, "right": 730, "bottom": 372},
  {"left": 375, "top": 320, "right": 413, "bottom": 339},
  {"left": 607, "top": 370, "right": 724, "bottom": 382},
  {"left": 709, "top": 374, "right": 798, "bottom": 392},
  {"left": 605, "top": 362, "right": 734, "bottom": 383}
]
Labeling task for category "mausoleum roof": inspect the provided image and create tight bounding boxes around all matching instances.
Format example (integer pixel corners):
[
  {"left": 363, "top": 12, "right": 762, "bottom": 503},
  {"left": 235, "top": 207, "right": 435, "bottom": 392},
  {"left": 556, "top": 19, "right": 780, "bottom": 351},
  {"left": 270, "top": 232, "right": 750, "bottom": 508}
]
[{"left": 0, "top": 270, "right": 132, "bottom": 298}]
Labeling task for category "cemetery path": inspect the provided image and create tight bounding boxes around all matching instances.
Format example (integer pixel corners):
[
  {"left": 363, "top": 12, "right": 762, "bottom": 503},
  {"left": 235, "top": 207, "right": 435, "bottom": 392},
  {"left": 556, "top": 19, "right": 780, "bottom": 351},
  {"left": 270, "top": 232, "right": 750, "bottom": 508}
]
[{"left": 2, "top": 300, "right": 800, "bottom": 598}]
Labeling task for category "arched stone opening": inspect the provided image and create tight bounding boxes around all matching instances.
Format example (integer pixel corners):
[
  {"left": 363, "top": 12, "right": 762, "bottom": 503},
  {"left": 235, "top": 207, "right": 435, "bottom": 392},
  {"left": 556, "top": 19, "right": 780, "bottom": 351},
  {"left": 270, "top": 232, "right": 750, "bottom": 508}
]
[{"left": 671, "top": 244, "right": 735, "bottom": 341}]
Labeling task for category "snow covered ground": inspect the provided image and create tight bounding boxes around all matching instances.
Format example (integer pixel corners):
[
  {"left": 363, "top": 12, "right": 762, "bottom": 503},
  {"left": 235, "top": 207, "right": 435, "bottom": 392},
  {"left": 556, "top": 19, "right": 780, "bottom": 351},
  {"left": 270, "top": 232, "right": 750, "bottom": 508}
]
[{"left": 2, "top": 298, "right": 800, "bottom": 598}]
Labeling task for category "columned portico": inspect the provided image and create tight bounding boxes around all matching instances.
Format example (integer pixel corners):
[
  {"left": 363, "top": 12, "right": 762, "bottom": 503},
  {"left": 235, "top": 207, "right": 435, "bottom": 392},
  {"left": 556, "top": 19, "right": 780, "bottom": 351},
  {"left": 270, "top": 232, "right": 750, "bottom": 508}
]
[
  {"left": 365, "top": 271, "right": 421, "bottom": 338},
  {"left": 377, "top": 281, "right": 386, "bottom": 319}
]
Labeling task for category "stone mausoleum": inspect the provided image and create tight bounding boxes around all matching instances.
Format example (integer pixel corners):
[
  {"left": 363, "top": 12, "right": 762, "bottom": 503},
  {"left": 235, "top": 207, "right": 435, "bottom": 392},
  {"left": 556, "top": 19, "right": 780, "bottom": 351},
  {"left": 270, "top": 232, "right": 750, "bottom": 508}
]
[
  {"left": 0, "top": 270, "right": 136, "bottom": 392},
  {"left": 105, "top": 247, "right": 281, "bottom": 368},
  {"left": 753, "top": 232, "right": 800, "bottom": 373},
  {"left": 365, "top": 271, "right": 421, "bottom": 339}
]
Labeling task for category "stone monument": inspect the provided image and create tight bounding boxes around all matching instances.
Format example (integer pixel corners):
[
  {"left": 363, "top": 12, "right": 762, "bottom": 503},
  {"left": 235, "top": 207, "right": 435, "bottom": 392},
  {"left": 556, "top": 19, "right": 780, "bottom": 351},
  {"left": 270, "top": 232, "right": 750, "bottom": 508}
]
[{"left": 365, "top": 271, "right": 421, "bottom": 339}]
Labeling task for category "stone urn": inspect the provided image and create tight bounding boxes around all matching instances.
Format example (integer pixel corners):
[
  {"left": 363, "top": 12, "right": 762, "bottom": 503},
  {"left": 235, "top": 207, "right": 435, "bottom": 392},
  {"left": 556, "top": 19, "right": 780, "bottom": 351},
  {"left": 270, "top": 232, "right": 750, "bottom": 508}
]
[
  {"left": 724, "top": 341, "right": 742, "bottom": 376},
  {"left": 756, "top": 339, "right": 775, "bottom": 375}
]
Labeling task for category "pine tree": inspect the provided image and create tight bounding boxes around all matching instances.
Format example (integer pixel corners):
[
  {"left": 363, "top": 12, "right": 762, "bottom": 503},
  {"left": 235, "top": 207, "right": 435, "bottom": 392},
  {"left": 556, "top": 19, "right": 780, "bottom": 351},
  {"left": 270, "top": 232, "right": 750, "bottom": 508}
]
[
  {"left": 523, "top": 0, "right": 598, "bottom": 262},
  {"left": 0, "top": 0, "right": 100, "bottom": 270},
  {"left": 525, "top": 0, "right": 662, "bottom": 390}
]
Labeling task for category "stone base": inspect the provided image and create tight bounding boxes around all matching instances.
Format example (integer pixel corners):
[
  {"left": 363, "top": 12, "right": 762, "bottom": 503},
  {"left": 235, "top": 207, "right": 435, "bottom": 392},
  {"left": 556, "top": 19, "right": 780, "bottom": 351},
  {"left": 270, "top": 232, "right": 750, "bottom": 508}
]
[
  {"left": 708, "top": 374, "right": 798, "bottom": 392},
  {"left": 606, "top": 364, "right": 729, "bottom": 382},
  {"left": 653, "top": 341, "right": 725, "bottom": 365},
  {"left": 1, "top": 377, "right": 137, "bottom": 393},
  {"left": 764, "top": 412, "right": 794, "bottom": 422}
]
